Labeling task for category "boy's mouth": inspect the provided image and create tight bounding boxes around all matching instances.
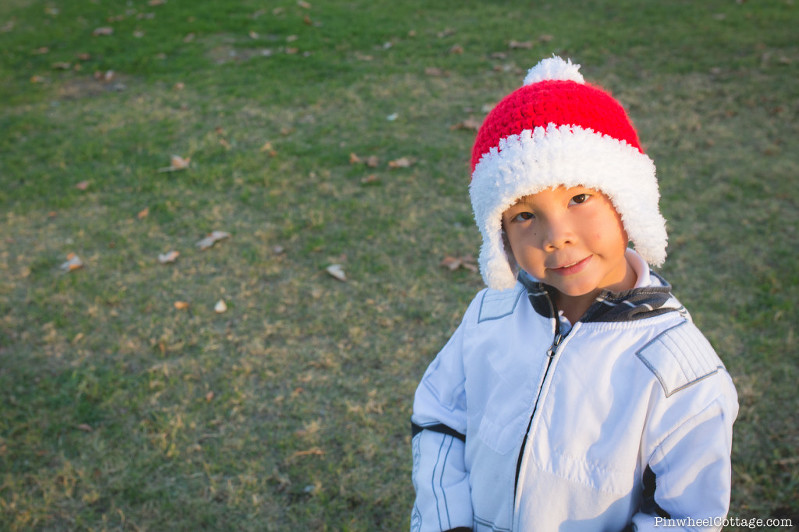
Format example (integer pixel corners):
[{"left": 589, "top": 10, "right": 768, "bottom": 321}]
[{"left": 549, "top": 255, "right": 592, "bottom": 276}]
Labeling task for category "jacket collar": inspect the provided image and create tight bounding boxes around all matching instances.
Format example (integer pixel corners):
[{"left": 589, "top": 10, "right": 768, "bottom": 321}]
[{"left": 518, "top": 271, "right": 683, "bottom": 324}]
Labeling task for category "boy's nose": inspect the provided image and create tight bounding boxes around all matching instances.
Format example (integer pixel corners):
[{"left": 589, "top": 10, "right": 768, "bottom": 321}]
[{"left": 543, "top": 220, "right": 574, "bottom": 250}]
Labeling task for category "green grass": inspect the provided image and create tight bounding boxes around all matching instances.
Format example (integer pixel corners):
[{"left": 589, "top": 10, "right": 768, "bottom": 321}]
[{"left": 1, "top": 0, "right": 798, "bottom": 530}]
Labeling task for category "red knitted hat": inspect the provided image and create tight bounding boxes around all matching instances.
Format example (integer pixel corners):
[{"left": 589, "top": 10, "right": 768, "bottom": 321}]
[{"left": 469, "top": 56, "right": 667, "bottom": 290}]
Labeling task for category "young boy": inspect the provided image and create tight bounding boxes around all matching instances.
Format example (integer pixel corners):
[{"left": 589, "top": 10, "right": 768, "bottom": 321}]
[{"left": 411, "top": 57, "right": 738, "bottom": 531}]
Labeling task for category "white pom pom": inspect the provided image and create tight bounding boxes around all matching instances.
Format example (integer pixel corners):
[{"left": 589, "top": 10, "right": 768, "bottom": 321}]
[{"left": 523, "top": 56, "right": 584, "bottom": 86}]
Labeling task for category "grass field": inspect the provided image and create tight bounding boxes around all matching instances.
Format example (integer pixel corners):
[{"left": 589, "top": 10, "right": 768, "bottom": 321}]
[{"left": 1, "top": 0, "right": 797, "bottom": 530}]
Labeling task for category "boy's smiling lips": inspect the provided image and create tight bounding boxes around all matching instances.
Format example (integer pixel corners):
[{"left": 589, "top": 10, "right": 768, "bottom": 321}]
[{"left": 548, "top": 255, "right": 593, "bottom": 276}]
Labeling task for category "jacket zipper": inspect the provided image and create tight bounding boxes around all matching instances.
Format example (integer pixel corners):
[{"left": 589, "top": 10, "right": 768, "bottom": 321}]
[
  {"left": 547, "top": 330, "right": 565, "bottom": 357},
  {"left": 512, "top": 294, "right": 564, "bottom": 499}
]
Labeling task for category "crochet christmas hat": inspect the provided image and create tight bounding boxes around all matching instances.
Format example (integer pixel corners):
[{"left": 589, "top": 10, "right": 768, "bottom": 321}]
[{"left": 469, "top": 56, "right": 668, "bottom": 290}]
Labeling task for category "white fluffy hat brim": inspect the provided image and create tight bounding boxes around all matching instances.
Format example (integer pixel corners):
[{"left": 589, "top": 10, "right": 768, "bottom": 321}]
[{"left": 470, "top": 124, "right": 668, "bottom": 291}]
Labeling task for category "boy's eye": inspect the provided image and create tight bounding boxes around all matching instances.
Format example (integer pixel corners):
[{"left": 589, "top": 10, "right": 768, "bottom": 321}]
[
  {"left": 570, "top": 193, "right": 591, "bottom": 205},
  {"left": 513, "top": 211, "right": 535, "bottom": 222}
]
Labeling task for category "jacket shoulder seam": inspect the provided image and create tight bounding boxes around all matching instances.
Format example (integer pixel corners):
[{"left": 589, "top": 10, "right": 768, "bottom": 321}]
[
  {"left": 636, "top": 321, "right": 724, "bottom": 397},
  {"left": 477, "top": 285, "right": 526, "bottom": 322}
]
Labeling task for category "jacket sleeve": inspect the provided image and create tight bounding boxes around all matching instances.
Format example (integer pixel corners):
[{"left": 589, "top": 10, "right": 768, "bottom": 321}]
[
  {"left": 411, "top": 307, "right": 475, "bottom": 532},
  {"left": 632, "top": 382, "right": 738, "bottom": 531}
]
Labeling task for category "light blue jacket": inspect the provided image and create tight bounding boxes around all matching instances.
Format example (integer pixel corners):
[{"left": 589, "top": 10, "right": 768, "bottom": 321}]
[{"left": 411, "top": 274, "right": 738, "bottom": 531}]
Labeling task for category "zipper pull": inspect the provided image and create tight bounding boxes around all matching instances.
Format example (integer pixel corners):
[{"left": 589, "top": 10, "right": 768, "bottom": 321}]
[{"left": 547, "top": 332, "right": 564, "bottom": 358}]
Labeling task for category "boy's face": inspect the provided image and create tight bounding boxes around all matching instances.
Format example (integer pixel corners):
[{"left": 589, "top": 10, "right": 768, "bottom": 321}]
[{"left": 502, "top": 186, "right": 634, "bottom": 300}]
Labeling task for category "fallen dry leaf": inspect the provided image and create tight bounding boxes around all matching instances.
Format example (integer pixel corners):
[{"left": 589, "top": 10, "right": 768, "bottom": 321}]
[
  {"left": 170, "top": 154, "right": 190, "bottom": 169},
  {"left": 158, "top": 250, "right": 179, "bottom": 264},
  {"left": 219, "top": 138, "right": 231, "bottom": 150},
  {"left": 60, "top": 253, "right": 84, "bottom": 272},
  {"left": 440, "top": 256, "right": 461, "bottom": 271},
  {"left": 76, "top": 423, "right": 93, "bottom": 432},
  {"left": 260, "top": 141, "right": 277, "bottom": 156},
  {"left": 424, "top": 66, "right": 446, "bottom": 77},
  {"left": 297, "top": 0, "right": 312, "bottom": 8},
  {"left": 449, "top": 44, "right": 464, "bottom": 54},
  {"left": 440, "top": 255, "right": 478, "bottom": 273},
  {"left": 158, "top": 154, "right": 190, "bottom": 172},
  {"left": 508, "top": 40, "right": 533, "bottom": 49},
  {"left": 196, "top": 231, "right": 231, "bottom": 250},
  {"left": 214, "top": 299, "right": 227, "bottom": 313},
  {"left": 388, "top": 156, "right": 414, "bottom": 169},
  {"left": 205, "top": 391, "right": 215, "bottom": 402},
  {"left": 93, "top": 70, "right": 115, "bottom": 82},
  {"left": 148, "top": 0, "right": 166, "bottom": 5},
  {"left": 92, "top": 27, "right": 114, "bottom": 36},
  {"left": 294, "top": 420, "right": 321, "bottom": 438},
  {"left": 450, "top": 118, "right": 481, "bottom": 131},
  {"left": 288, "top": 448, "right": 325, "bottom": 461},
  {"left": 75, "top": 180, "right": 90, "bottom": 190},
  {"left": 326, "top": 264, "right": 346, "bottom": 282},
  {"left": 33, "top": 46, "right": 50, "bottom": 54},
  {"left": 137, "top": 207, "right": 149, "bottom": 219},
  {"left": 461, "top": 261, "right": 478, "bottom": 273},
  {"left": 361, "top": 174, "right": 379, "bottom": 184},
  {"left": 174, "top": 301, "right": 190, "bottom": 310},
  {"left": 173, "top": 81, "right": 185, "bottom": 90},
  {"left": 349, "top": 153, "right": 379, "bottom": 167},
  {"left": 30, "top": 75, "right": 46, "bottom": 84}
]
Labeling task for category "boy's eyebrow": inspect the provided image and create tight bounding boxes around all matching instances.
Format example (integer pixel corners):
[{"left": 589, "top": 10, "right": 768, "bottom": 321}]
[{"left": 510, "top": 197, "right": 535, "bottom": 207}]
